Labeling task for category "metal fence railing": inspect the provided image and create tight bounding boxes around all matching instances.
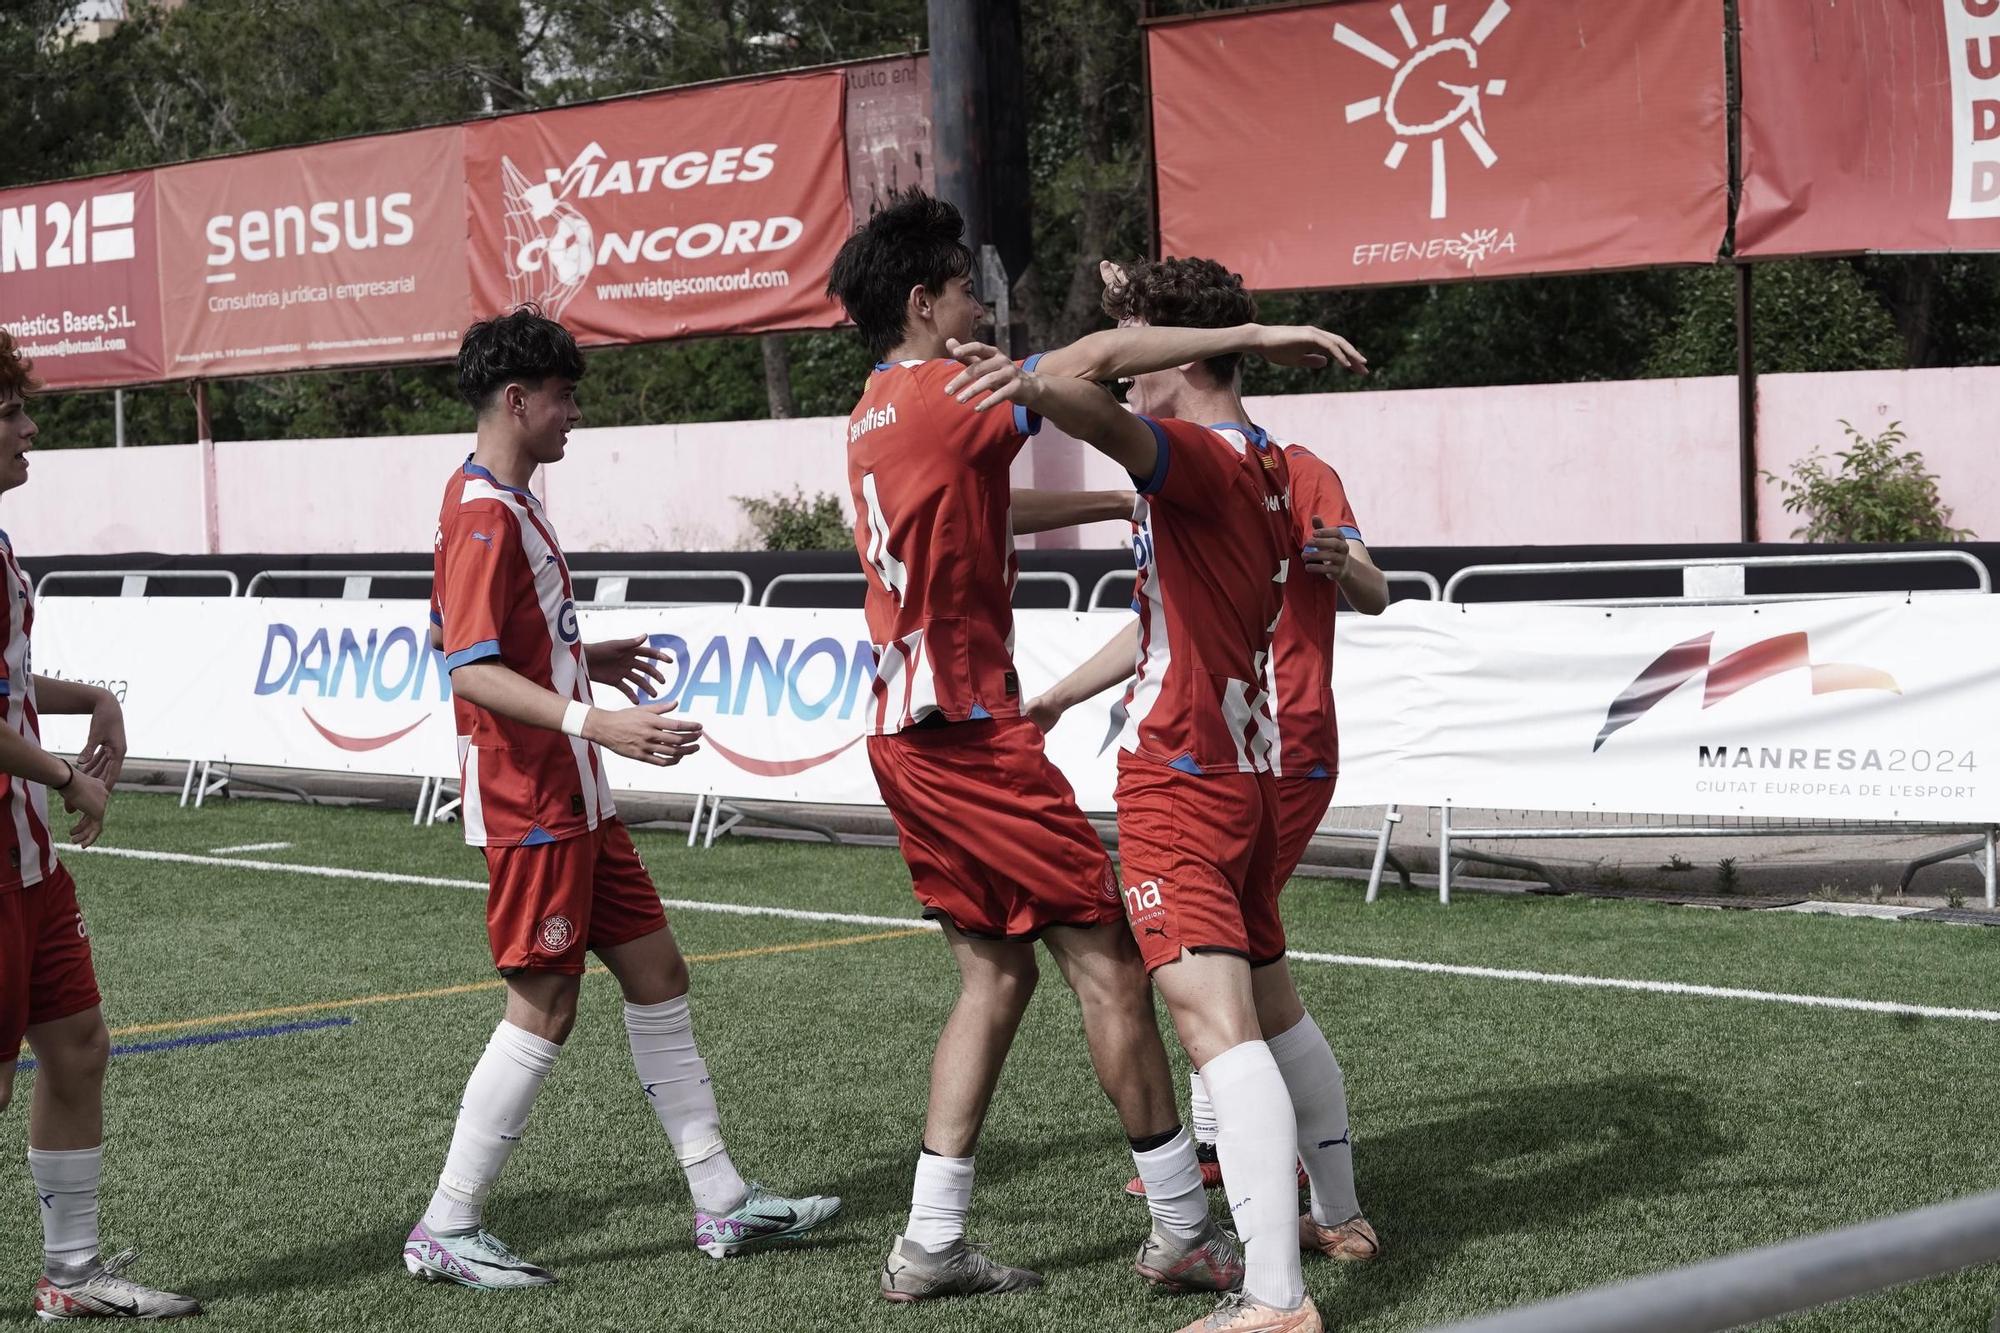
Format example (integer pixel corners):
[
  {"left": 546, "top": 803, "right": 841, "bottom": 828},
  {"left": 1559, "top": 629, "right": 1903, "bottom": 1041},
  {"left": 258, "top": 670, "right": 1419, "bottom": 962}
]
[
  {"left": 1421, "top": 1187, "right": 2000, "bottom": 1333},
  {"left": 37, "top": 569, "right": 240, "bottom": 598}
]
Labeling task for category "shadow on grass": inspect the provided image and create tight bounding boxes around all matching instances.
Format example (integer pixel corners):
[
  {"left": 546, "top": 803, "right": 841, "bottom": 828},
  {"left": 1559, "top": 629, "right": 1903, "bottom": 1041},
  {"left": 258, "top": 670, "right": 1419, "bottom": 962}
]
[{"left": 1325, "top": 1073, "right": 1727, "bottom": 1328}]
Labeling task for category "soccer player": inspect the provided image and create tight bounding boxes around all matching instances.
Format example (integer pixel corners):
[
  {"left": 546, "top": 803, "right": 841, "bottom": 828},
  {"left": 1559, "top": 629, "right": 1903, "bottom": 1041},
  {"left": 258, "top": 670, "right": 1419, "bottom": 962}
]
[
  {"left": 1023, "top": 451, "right": 1388, "bottom": 1267},
  {"left": 0, "top": 332, "right": 201, "bottom": 1320},
  {"left": 827, "top": 190, "right": 1363, "bottom": 1306},
  {"left": 955, "top": 257, "right": 1367, "bottom": 1332},
  {"left": 403, "top": 308, "right": 839, "bottom": 1289}
]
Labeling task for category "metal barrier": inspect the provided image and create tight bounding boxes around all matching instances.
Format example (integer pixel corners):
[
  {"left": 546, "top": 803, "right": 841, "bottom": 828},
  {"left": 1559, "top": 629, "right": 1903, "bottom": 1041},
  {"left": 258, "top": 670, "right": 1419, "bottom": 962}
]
[
  {"left": 761, "top": 570, "right": 1082, "bottom": 610},
  {"left": 244, "top": 568, "right": 430, "bottom": 599},
  {"left": 581, "top": 570, "right": 753, "bottom": 607},
  {"left": 1430, "top": 552, "right": 1998, "bottom": 907},
  {"left": 1422, "top": 1187, "right": 2000, "bottom": 1333},
  {"left": 36, "top": 569, "right": 240, "bottom": 598},
  {"left": 1088, "top": 566, "right": 1443, "bottom": 611}
]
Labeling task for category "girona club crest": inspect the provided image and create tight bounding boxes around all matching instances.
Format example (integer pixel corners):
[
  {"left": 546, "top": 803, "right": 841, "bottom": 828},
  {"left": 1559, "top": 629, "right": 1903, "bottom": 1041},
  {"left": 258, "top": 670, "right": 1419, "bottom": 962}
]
[{"left": 539, "top": 915, "right": 575, "bottom": 953}]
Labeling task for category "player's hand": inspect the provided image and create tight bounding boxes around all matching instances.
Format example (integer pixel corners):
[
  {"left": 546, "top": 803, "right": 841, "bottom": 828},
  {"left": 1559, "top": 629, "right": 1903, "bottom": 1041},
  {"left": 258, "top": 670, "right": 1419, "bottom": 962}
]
[
  {"left": 584, "top": 701, "right": 703, "bottom": 767},
  {"left": 1254, "top": 325, "right": 1367, "bottom": 375},
  {"left": 1303, "top": 514, "right": 1351, "bottom": 580},
  {"left": 944, "top": 338, "right": 1041, "bottom": 414},
  {"left": 56, "top": 766, "right": 109, "bottom": 849},
  {"left": 1024, "top": 694, "right": 1065, "bottom": 734},
  {"left": 586, "top": 636, "right": 673, "bottom": 705},
  {"left": 76, "top": 693, "right": 126, "bottom": 790}
]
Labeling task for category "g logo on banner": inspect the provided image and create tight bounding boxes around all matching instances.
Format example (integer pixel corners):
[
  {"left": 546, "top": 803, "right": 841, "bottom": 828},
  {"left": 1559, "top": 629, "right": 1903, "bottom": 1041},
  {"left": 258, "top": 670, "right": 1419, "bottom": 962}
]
[{"left": 557, "top": 599, "right": 580, "bottom": 644}]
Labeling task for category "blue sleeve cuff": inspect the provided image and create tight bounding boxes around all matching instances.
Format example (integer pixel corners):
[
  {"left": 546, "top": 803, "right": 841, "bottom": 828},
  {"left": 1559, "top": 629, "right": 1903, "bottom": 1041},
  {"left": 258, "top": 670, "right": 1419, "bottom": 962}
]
[
  {"left": 1336, "top": 525, "right": 1364, "bottom": 542},
  {"left": 1133, "top": 416, "right": 1172, "bottom": 495},
  {"left": 0, "top": 679, "right": 11, "bottom": 697},
  {"left": 444, "top": 639, "right": 502, "bottom": 672},
  {"left": 428, "top": 609, "right": 443, "bottom": 626},
  {"left": 1012, "top": 352, "right": 1045, "bottom": 438}
]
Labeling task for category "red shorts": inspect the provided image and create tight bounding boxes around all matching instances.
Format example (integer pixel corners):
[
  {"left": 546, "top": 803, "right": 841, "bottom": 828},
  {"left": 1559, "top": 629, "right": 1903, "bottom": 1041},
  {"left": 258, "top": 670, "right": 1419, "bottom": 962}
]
[
  {"left": 0, "top": 864, "right": 102, "bottom": 1063},
  {"left": 868, "top": 717, "right": 1122, "bottom": 940},
  {"left": 482, "top": 819, "right": 668, "bottom": 974},
  {"left": 1272, "top": 775, "right": 1337, "bottom": 891},
  {"left": 1114, "top": 755, "right": 1283, "bottom": 971}
]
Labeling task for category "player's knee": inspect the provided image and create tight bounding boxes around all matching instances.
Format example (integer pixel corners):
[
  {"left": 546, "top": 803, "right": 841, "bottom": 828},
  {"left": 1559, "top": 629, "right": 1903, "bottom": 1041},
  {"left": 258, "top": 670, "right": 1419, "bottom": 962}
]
[
  {"left": 45, "top": 1018, "right": 110, "bottom": 1084},
  {"left": 972, "top": 956, "right": 1039, "bottom": 1015}
]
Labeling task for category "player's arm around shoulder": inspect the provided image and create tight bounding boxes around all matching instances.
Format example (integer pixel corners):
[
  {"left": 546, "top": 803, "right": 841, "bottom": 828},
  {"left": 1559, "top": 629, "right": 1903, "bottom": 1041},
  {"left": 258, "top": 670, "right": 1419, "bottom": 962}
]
[{"left": 946, "top": 339, "right": 1159, "bottom": 480}]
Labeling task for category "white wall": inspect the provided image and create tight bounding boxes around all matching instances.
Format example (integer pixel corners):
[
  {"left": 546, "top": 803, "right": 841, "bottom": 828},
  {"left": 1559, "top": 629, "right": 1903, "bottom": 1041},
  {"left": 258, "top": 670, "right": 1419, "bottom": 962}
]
[{"left": 27, "top": 366, "right": 2000, "bottom": 556}]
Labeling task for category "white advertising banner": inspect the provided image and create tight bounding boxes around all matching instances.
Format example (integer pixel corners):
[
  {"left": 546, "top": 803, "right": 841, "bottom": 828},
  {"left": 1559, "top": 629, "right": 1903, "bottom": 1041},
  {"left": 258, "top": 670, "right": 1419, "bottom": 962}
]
[{"left": 29, "top": 594, "right": 2000, "bottom": 825}]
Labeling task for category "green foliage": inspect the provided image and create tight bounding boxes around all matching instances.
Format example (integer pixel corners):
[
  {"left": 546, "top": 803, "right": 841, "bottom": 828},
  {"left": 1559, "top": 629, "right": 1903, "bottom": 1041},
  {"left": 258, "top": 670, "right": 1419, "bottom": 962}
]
[
  {"left": 1766, "top": 421, "right": 1974, "bottom": 543},
  {"left": 1647, "top": 261, "right": 1908, "bottom": 378},
  {"left": 735, "top": 488, "right": 851, "bottom": 550}
]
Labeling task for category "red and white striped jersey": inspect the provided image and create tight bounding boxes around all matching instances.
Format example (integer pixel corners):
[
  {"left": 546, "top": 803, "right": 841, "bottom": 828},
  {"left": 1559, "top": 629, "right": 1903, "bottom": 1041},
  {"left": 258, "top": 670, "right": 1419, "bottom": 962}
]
[
  {"left": 1266, "top": 443, "right": 1363, "bottom": 779},
  {"left": 845, "top": 357, "right": 1042, "bottom": 734},
  {"left": 432, "top": 460, "right": 615, "bottom": 848},
  {"left": 1118, "top": 419, "right": 1295, "bottom": 775},
  {"left": 0, "top": 532, "right": 55, "bottom": 891}
]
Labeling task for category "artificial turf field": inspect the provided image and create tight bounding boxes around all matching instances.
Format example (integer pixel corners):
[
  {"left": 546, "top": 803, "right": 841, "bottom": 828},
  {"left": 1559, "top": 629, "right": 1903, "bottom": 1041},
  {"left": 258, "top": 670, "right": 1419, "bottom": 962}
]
[{"left": 3, "top": 793, "right": 1997, "bottom": 1332}]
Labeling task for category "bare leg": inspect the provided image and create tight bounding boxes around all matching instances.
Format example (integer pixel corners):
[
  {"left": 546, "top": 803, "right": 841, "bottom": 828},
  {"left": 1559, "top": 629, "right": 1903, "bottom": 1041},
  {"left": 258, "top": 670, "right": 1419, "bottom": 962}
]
[
  {"left": 24, "top": 1008, "right": 109, "bottom": 1152},
  {"left": 922, "top": 924, "right": 1040, "bottom": 1156},
  {"left": 1041, "top": 923, "right": 1178, "bottom": 1139}
]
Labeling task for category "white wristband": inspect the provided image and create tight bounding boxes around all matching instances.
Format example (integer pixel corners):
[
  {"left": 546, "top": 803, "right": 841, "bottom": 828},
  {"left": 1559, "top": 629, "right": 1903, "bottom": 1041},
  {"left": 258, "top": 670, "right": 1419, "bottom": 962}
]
[{"left": 561, "top": 700, "right": 591, "bottom": 738}]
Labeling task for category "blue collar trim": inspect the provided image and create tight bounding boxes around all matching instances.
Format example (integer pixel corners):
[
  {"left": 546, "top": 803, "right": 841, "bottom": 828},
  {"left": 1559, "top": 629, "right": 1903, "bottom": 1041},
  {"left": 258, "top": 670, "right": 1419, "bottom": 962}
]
[{"left": 462, "top": 458, "right": 538, "bottom": 502}]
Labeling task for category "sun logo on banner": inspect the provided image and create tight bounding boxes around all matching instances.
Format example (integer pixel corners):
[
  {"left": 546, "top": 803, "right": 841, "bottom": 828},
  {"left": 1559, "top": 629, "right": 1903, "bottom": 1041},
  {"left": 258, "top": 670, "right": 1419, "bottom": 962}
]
[
  {"left": 498, "top": 142, "right": 606, "bottom": 319},
  {"left": 1335, "top": 1, "right": 1512, "bottom": 220}
]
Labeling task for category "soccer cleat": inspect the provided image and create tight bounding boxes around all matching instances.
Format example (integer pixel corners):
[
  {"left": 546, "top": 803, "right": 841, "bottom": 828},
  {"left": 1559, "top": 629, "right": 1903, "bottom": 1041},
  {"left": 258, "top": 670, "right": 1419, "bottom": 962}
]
[
  {"left": 878, "top": 1235, "right": 1042, "bottom": 1303},
  {"left": 1299, "top": 1211, "right": 1381, "bottom": 1262},
  {"left": 1172, "top": 1291, "right": 1323, "bottom": 1333},
  {"left": 1133, "top": 1218, "right": 1244, "bottom": 1293},
  {"left": 693, "top": 1183, "right": 842, "bottom": 1258},
  {"left": 401, "top": 1223, "right": 556, "bottom": 1289},
  {"left": 1127, "top": 1144, "right": 1307, "bottom": 1198},
  {"left": 32, "top": 1249, "right": 201, "bottom": 1320}
]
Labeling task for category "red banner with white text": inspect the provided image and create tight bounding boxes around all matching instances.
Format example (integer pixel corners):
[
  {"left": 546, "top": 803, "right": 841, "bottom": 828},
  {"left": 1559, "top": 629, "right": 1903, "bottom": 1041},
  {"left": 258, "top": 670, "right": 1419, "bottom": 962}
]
[
  {"left": 0, "top": 171, "right": 165, "bottom": 387},
  {"left": 1147, "top": 1, "right": 1728, "bottom": 288},
  {"left": 1738, "top": 0, "right": 2000, "bottom": 256},
  {"left": 462, "top": 72, "right": 850, "bottom": 344}
]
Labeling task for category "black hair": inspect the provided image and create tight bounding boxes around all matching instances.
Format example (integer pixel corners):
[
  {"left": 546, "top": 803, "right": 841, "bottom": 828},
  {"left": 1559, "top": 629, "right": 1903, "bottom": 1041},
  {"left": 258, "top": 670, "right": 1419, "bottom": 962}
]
[
  {"left": 457, "top": 305, "right": 585, "bottom": 411},
  {"left": 826, "top": 189, "right": 974, "bottom": 361},
  {"left": 1101, "top": 257, "right": 1259, "bottom": 381}
]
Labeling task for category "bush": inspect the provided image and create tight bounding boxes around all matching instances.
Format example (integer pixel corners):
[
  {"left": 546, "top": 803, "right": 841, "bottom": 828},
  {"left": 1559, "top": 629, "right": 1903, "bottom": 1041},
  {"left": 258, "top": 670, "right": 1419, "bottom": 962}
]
[
  {"left": 735, "top": 489, "right": 853, "bottom": 551},
  {"left": 1766, "top": 421, "right": 1973, "bottom": 542}
]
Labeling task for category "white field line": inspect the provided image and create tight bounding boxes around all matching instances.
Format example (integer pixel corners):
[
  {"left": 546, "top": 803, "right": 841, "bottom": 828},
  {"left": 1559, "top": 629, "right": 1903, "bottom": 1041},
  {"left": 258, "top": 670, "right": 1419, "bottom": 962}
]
[
  {"left": 207, "top": 841, "right": 294, "bottom": 856},
  {"left": 62, "top": 844, "right": 2000, "bottom": 1024}
]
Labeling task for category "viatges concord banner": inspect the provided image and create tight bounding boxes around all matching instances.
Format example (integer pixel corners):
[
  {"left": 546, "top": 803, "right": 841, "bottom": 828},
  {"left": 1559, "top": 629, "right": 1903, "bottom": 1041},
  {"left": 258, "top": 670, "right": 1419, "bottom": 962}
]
[
  {"left": 1739, "top": 0, "right": 2000, "bottom": 257},
  {"left": 0, "top": 170, "right": 165, "bottom": 387},
  {"left": 1376, "top": 596, "right": 2000, "bottom": 822},
  {"left": 154, "top": 128, "right": 471, "bottom": 377},
  {"left": 1146, "top": 0, "right": 1727, "bottom": 288},
  {"left": 462, "top": 72, "right": 850, "bottom": 345}
]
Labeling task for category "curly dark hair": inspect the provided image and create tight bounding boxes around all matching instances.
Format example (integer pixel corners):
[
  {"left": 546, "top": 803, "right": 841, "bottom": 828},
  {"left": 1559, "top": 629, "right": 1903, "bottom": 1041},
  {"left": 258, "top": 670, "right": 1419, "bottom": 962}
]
[
  {"left": 1100, "top": 257, "right": 1258, "bottom": 381},
  {"left": 0, "top": 330, "right": 40, "bottom": 401},
  {"left": 457, "top": 304, "right": 585, "bottom": 411},
  {"left": 826, "top": 188, "right": 973, "bottom": 361}
]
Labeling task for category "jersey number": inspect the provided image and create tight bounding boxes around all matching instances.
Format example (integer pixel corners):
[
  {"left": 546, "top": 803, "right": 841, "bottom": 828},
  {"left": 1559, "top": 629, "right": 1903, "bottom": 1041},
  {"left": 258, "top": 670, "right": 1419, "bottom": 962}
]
[{"left": 860, "top": 472, "right": 908, "bottom": 603}]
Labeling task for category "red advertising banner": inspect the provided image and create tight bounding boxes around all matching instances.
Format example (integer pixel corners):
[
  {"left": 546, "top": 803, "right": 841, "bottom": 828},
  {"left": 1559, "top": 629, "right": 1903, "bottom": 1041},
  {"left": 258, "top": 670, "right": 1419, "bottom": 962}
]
[
  {"left": 0, "top": 171, "right": 164, "bottom": 388},
  {"left": 1147, "top": 1, "right": 1728, "bottom": 289},
  {"left": 1738, "top": 0, "right": 2000, "bottom": 257},
  {"left": 463, "top": 72, "right": 849, "bottom": 344},
  {"left": 154, "top": 126, "right": 470, "bottom": 378}
]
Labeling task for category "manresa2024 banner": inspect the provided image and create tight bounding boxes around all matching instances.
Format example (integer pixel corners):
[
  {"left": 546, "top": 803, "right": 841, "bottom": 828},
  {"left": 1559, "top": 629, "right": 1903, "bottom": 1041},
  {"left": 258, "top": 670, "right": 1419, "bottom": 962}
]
[
  {"left": 0, "top": 170, "right": 164, "bottom": 387},
  {"left": 1738, "top": 0, "right": 2000, "bottom": 256},
  {"left": 154, "top": 127, "right": 471, "bottom": 377},
  {"left": 1147, "top": 0, "right": 1728, "bottom": 288},
  {"left": 463, "top": 72, "right": 850, "bottom": 344}
]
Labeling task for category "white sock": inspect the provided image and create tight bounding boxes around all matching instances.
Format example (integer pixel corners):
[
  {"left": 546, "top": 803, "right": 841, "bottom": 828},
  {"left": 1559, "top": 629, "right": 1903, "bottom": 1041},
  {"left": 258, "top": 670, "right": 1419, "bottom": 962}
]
[
  {"left": 1202, "top": 1040, "right": 1305, "bottom": 1310},
  {"left": 1190, "top": 1068, "right": 1218, "bottom": 1146},
  {"left": 625, "top": 996, "right": 748, "bottom": 1215},
  {"left": 422, "top": 1021, "right": 560, "bottom": 1235},
  {"left": 1268, "top": 1012, "right": 1361, "bottom": 1226},
  {"left": 28, "top": 1146, "right": 101, "bottom": 1270},
  {"left": 903, "top": 1151, "right": 974, "bottom": 1253},
  {"left": 1130, "top": 1128, "right": 1207, "bottom": 1239}
]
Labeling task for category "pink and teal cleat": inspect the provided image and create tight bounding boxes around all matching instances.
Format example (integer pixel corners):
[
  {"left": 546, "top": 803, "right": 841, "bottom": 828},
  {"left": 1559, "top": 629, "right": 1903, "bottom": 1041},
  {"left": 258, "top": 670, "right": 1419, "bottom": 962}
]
[{"left": 693, "top": 1183, "right": 842, "bottom": 1258}]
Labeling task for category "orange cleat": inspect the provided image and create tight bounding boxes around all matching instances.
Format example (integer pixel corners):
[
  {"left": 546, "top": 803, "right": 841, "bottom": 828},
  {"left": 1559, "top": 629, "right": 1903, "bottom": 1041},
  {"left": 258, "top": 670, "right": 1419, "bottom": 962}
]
[
  {"left": 1172, "top": 1292, "right": 1322, "bottom": 1332},
  {"left": 1299, "top": 1212, "right": 1380, "bottom": 1262}
]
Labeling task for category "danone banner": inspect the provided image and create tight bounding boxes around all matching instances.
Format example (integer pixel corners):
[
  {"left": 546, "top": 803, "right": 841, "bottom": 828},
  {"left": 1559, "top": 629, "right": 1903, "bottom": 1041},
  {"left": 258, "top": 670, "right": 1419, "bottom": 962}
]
[
  {"left": 462, "top": 72, "right": 850, "bottom": 345},
  {"left": 34, "top": 595, "right": 2000, "bottom": 823},
  {"left": 0, "top": 170, "right": 165, "bottom": 387},
  {"left": 1738, "top": 0, "right": 2000, "bottom": 256},
  {"left": 154, "top": 127, "right": 471, "bottom": 377},
  {"left": 1146, "top": 0, "right": 1728, "bottom": 288}
]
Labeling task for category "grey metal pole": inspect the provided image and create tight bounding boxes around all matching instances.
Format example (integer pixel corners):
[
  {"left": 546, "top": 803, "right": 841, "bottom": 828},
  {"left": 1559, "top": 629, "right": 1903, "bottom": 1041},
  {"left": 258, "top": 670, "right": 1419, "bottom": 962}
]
[
  {"left": 1420, "top": 1188, "right": 2000, "bottom": 1333},
  {"left": 113, "top": 388, "right": 125, "bottom": 448},
  {"left": 928, "top": 0, "right": 989, "bottom": 262}
]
